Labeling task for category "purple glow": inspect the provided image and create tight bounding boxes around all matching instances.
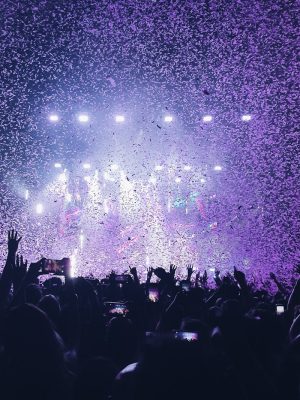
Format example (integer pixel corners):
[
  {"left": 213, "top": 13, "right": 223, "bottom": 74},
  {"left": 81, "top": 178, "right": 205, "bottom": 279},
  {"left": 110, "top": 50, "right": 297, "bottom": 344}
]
[{"left": 0, "top": 1, "right": 298, "bottom": 284}]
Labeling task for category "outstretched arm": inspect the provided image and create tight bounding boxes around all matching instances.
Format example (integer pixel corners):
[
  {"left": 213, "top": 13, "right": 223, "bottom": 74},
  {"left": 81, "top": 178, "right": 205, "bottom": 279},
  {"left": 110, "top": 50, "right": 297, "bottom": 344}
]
[{"left": 0, "top": 230, "right": 22, "bottom": 307}]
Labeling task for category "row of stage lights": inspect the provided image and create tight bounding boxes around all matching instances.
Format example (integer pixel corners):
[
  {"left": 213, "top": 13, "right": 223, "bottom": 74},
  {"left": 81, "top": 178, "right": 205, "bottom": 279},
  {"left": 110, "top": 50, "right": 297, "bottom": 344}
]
[{"left": 48, "top": 113, "right": 252, "bottom": 123}]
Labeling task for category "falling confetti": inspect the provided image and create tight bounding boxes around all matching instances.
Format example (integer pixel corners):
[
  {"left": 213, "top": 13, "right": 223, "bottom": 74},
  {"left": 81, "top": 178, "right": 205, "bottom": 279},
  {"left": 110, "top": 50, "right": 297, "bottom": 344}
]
[{"left": 0, "top": 1, "right": 299, "bottom": 283}]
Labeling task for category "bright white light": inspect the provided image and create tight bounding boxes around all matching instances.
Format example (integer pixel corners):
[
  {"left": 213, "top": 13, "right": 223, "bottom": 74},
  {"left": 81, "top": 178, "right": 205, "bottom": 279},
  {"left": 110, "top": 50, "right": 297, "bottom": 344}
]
[
  {"left": 214, "top": 165, "right": 222, "bottom": 171},
  {"left": 79, "top": 232, "right": 84, "bottom": 249},
  {"left": 83, "top": 176, "right": 91, "bottom": 182},
  {"left": 209, "top": 268, "right": 215, "bottom": 272},
  {"left": 242, "top": 114, "right": 252, "bottom": 121},
  {"left": 111, "top": 164, "right": 119, "bottom": 171},
  {"left": 164, "top": 115, "right": 173, "bottom": 122},
  {"left": 54, "top": 163, "right": 62, "bottom": 168},
  {"left": 203, "top": 115, "right": 213, "bottom": 123},
  {"left": 78, "top": 114, "right": 89, "bottom": 123},
  {"left": 65, "top": 193, "right": 72, "bottom": 202},
  {"left": 155, "top": 165, "right": 164, "bottom": 171},
  {"left": 149, "top": 176, "right": 157, "bottom": 184},
  {"left": 183, "top": 165, "right": 191, "bottom": 171},
  {"left": 49, "top": 114, "right": 59, "bottom": 122},
  {"left": 25, "top": 189, "right": 29, "bottom": 200},
  {"left": 70, "top": 252, "right": 77, "bottom": 278},
  {"left": 175, "top": 177, "right": 181, "bottom": 183},
  {"left": 36, "top": 203, "right": 44, "bottom": 214},
  {"left": 115, "top": 115, "right": 125, "bottom": 122},
  {"left": 200, "top": 178, "right": 206, "bottom": 183},
  {"left": 58, "top": 171, "right": 67, "bottom": 182},
  {"left": 83, "top": 163, "right": 91, "bottom": 170}
]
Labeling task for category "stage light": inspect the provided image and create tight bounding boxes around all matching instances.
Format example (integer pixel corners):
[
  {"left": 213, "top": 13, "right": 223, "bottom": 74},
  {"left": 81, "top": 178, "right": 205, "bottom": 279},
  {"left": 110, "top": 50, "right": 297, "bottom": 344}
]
[
  {"left": 36, "top": 203, "right": 44, "bottom": 214},
  {"left": 115, "top": 115, "right": 125, "bottom": 122},
  {"left": 175, "top": 177, "right": 181, "bottom": 183},
  {"left": 155, "top": 165, "right": 164, "bottom": 171},
  {"left": 214, "top": 165, "right": 222, "bottom": 171},
  {"left": 164, "top": 115, "right": 173, "bottom": 122},
  {"left": 83, "top": 163, "right": 91, "bottom": 170},
  {"left": 49, "top": 114, "right": 59, "bottom": 122},
  {"left": 65, "top": 193, "right": 72, "bottom": 202},
  {"left": 183, "top": 165, "right": 191, "bottom": 171},
  {"left": 78, "top": 114, "right": 89, "bottom": 123},
  {"left": 111, "top": 164, "right": 119, "bottom": 171},
  {"left": 54, "top": 163, "right": 62, "bottom": 168},
  {"left": 58, "top": 172, "right": 67, "bottom": 182},
  {"left": 83, "top": 176, "right": 91, "bottom": 182},
  {"left": 203, "top": 115, "right": 213, "bottom": 123},
  {"left": 149, "top": 176, "right": 157, "bottom": 184},
  {"left": 25, "top": 189, "right": 29, "bottom": 200},
  {"left": 200, "top": 178, "right": 206, "bottom": 183},
  {"left": 242, "top": 114, "right": 252, "bottom": 121}
]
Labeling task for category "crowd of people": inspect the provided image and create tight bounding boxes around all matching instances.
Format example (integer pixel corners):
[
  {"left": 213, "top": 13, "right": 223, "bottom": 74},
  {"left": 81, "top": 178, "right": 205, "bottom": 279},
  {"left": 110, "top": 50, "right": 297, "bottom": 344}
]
[{"left": 0, "top": 229, "right": 300, "bottom": 400}]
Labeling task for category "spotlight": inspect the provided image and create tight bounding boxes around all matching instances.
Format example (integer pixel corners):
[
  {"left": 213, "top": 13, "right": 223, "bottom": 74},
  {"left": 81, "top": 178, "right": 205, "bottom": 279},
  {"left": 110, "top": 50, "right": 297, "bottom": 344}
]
[
  {"left": 242, "top": 114, "right": 252, "bottom": 121},
  {"left": 164, "top": 115, "right": 173, "bottom": 122},
  {"left": 65, "top": 193, "right": 72, "bottom": 202},
  {"left": 200, "top": 178, "right": 206, "bottom": 183},
  {"left": 203, "top": 115, "right": 213, "bottom": 123},
  {"left": 155, "top": 165, "right": 164, "bottom": 171},
  {"left": 115, "top": 115, "right": 125, "bottom": 122},
  {"left": 83, "top": 163, "right": 91, "bottom": 170},
  {"left": 54, "top": 163, "right": 62, "bottom": 168},
  {"left": 214, "top": 165, "right": 222, "bottom": 171},
  {"left": 58, "top": 172, "right": 67, "bottom": 182},
  {"left": 149, "top": 176, "right": 157, "bottom": 184},
  {"left": 183, "top": 165, "right": 191, "bottom": 171},
  {"left": 36, "top": 203, "right": 44, "bottom": 214},
  {"left": 175, "top": 177, "right": 181, "bottom": 183},
  {"left": 25, "top": 189, "right": 29, "bottom": 200},
  {"left": 111, "top": 164, "right": 119, "bottom": 171},
  {"left": 49, "top": 114, "right": 59, "bottom": 122},
  {"left": 78, "top": 114, "right": 89, "bottom": 123}
]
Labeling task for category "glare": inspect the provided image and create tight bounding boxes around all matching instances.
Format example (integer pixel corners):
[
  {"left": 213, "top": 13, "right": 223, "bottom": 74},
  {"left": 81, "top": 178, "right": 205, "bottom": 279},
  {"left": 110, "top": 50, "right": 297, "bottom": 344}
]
[
  {"left": 111, "top": 164, "right": 119, "bottom": 171},
  {"left": 54, "top": 163, "right": 62, "bottom": 168},
  {"left": 58, "top": 172, "right": 67, "bottom": 182},
  {"left": 149, "top": 176, "right": 157, "bottom": 184},
  {"left": 49, "top": 114, "right": 59, "bottom": 122},
  {"left": 115, "top": 115, "right": 125, "bottom": 122},
  {"left": 164, "top": 115, "right": 173, "bottom": 122},
  {"left": 183, "top": 165, "right": 191, "bottom": 171},
  {"left": 83, "top": 176, "right": 91, "bottom": 182},
  {"left": 83, "top": 163, "right": 91, "bottom": 169},
  {"left": 155, "top": 165, "right": 164, "bottom": 171},
  {"left": 65, "top": 193, "right": 72, "bottom": 202},
  {"left": 36, "top": 203, "right": 44, "bottom": 214},
  {"left": 175, "top": 177, "right": 181, "bottom": 183},
  {"left": 203, "top": 115, "right": 213, "bottom": 122},
  {"left": 214, "top": 165, "right": 222, "bottom": 171},
  {"left": 79, "top": 232, "right": 84, "bottom": 249},
  {"left": 70, "top": 252, "right": 77, "bottom": 278},
  {"left": 25, "top": 189, "right": 29, "bottom": 200},
  {"left": 200, "top": 178, "right": 206, "bottom": 183},
  {"left": 242, "top": 114, "right": 252, "bottom": 121},
  {"left": 78, "top": 114, "right": 89, "bottom": 123}
]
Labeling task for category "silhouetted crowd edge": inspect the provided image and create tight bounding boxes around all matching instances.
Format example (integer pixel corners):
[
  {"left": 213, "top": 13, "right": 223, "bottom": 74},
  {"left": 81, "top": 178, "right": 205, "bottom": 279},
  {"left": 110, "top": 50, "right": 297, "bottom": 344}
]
[{"left": 0, "top": 230, "right": 300, "bottom": 400}]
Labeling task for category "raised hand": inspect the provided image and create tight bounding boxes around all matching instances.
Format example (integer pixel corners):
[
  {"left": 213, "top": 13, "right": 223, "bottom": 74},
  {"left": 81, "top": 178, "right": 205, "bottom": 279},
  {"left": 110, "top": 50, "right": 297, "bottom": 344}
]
[
  {"left": 169, "top": 264, "right": 177, "bottom": 279},
  {"left": 13, "top": 254, "right": 28, "bottom": 290},
  {"left": 186, "top": 264, "right": 194, "bottom": 280},
  {"left": 26, "top": 258, "right": 44, "bottom": 281},
  {"left": 129, "top": 266, "right": 138, "bottom": 277},
  {"left": 8, "top": 229, "right": 22, "bottom": 254},
  {"left": 146, "top": 267, "right": 154, "bottom": 281},
  {"left": 199, "top": 270, "right": 208, "bottom": 287},
  {"left": 233, "top": 266, "right": 247, "bottom": 286}
]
